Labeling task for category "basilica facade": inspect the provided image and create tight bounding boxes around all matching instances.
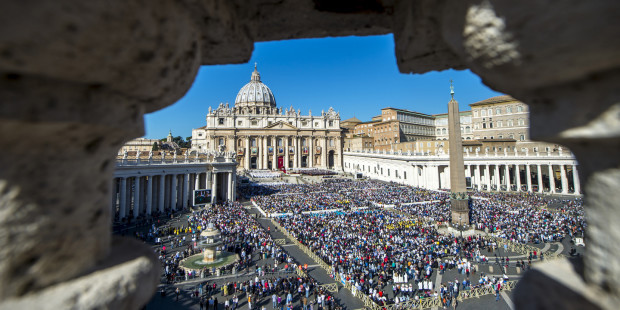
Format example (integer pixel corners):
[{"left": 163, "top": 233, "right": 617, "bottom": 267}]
[{"left": 191, "top": 65, "right": 343, "bottom": 171}]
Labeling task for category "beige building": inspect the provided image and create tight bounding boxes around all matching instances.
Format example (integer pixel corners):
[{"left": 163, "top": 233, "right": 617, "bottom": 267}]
[
  {"left": 120, "top": 137, "right": 160, "bottom": 153},
  {"left": 191, "top": 65, "right": 343, "bottom": 171},
  {"left": 470, "top": 95, "right": 529, "bottom": 141},
  {"left": 433, "top": 111, "right": 473, "bottom": 140}
]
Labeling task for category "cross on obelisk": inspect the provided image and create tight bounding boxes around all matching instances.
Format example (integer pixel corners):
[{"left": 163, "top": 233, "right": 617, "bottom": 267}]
[{"left": 447, "top": 80, "right": 470, "bottom": 227}]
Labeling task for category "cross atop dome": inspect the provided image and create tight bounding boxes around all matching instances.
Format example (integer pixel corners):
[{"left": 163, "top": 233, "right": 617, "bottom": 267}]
[{"left": 251, "top": 62, "right": 261, "bottom": 82}]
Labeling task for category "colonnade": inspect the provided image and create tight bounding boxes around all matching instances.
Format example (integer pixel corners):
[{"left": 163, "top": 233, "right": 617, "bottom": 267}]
[
  {"left": 238, "top": 134, "right": 342, "bottom": 170},
  {"left": 344, "top": 153, "right": 581, "bottom": 195},
  {"left": 463, "top": 163, "right": 580, "bottom": 194},
  {"left": 112, "top": 170, "right": 237, "bottom": 220}
]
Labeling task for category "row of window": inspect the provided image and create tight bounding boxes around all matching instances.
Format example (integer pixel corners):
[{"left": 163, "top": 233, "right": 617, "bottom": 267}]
[
  {"left": 474, "top": 105, "right": 525, "bottom": 117},
  {"left": 219, "top": 118, "right": 335, "bottom": 127},
  {"left": 435, "top": 126, "right": 472, "bottom": 135}
]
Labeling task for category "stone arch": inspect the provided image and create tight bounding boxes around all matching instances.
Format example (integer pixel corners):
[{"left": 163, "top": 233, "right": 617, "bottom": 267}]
[{"left": 0, "top": 1, "right": 618, "bottom": 309}]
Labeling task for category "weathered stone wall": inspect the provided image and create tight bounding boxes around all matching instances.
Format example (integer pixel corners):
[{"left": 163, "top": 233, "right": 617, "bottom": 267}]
[{"left": 0, "top": 0, "right": 618, "bottom": 308}]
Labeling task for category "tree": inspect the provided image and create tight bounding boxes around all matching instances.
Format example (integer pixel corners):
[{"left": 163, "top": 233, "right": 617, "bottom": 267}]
[{"left": 152, "top": 142, "right": 159, "bottom": 151}]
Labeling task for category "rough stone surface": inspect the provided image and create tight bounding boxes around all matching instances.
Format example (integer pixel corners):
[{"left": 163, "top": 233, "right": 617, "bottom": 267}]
[
  {"left": 0, "top": 237, "right": 160, "bottom": 310},
  {"left": 514, "top": 258, "right": 614, "bottom": 310},
  {"left": 0, "top": 0, "right": 619, "bottom": 308},
  {"left": 393, "top": 0, "right": 466, "bottom": 73}
]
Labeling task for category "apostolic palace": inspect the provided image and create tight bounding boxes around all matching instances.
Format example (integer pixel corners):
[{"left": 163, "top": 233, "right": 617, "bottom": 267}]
[{"left": 191, "top": 64, "right": 343, "bottom": 171}]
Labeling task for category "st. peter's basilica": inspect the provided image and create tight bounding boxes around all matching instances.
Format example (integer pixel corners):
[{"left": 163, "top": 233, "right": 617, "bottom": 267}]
[{"left": 191, "top": 65, "right": 343, "bottom": 171}]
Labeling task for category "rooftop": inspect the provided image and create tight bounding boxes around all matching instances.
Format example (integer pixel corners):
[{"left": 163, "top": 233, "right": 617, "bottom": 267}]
[{"left": 469, "top": 95, "right": 518, "bottom": 107}]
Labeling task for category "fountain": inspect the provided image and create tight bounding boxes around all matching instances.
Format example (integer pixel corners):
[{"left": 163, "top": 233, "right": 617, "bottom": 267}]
[
  {"left": 179, "top": 223, "right": 239, "bottom": 271},
  {"left": 199, "top": 223, "right": 222, "bottom": 263}
]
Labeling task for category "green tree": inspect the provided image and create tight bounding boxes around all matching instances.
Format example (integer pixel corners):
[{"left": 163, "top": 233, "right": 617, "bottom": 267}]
[{"left": 152, "top": 142, "right": 159, "bottom": 151}]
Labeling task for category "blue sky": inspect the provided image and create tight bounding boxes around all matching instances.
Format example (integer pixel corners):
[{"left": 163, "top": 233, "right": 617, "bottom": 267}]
[{"left": 144, "top": 34, "right": 503, "bottom": 139}]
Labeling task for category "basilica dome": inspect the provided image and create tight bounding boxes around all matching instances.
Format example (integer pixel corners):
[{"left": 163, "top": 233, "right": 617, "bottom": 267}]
[{"left": 234, "top": 64, "right": 276, "bottom": 108}]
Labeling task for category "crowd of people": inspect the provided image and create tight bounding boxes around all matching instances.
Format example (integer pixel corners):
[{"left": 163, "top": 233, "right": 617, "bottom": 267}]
[{"left": 276, "top": 209, "right": 509, "bottom": 306}]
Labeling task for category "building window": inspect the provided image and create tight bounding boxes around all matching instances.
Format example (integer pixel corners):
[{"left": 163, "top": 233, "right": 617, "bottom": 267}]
[
  {"left": 474, "top": 111, "right": 478, "bottom": 117},
  {"left": 198, "top": 133, "right": 203, "bottom": 137},
  {"left": 507, "top": 107, "right": 512, "bottom": 113},
  {"left": 488, "top": 109, "right": 493, "bottom": 116},
  {"left": 520, "top": 134, "right": 525, "bottom": 141},
  {"left": 481, "top": 110, "right": 487, "bottom": 116},
  {"left": 329, "top": 120, "right": 334, "bottom": 127},
  {"left": 218, "top": 118, "right": 224, "bottom": 125},
  {"left": 498, "top": 135, "right": 503, "bottom": 139},
  {"left": 237, "top": 120, "right": 242, "bottom": 126},
  {"left": 218, "top": 138, "right": 224, "bottom": 145},
  {"left": 518, "top": 119, "right": 525, "bottom": 126},
  {"left": 315, "top": 122, "right": 319, "bottom": 127},
  {"left": 496, "top": 108, "right": 501, "bottom": 115},
  {"left": 517, "top": 106, "right": 524, "bottom": 112},
  {"left": 251, "top": 120, "right": 258, "bottom": 126}
]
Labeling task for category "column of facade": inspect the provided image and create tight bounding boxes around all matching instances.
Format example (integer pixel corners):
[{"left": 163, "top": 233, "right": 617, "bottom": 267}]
[
  {"left": 336, "top": 137, "right": 343, "bottom": 170},
  {"left": 515, "top": 165, "right": 521, "bottom": 192},
  {"left": 119, "top": 177, "right": 127, "bottom": 219},
  {"left": 170, "top": 174, "right": 178, "bottom": 210},
  {"left": 321, "top": 137, "right": 327, "bottom": 168},
  {"left": 183, "top": 173, "right": 189, "bottom": 209},
  {"left": 133, "top": 176, "right": 141, "bottom": 218},
  {"left": 505, "top": 164, "right": 511, "bottom": 191},
  {"left": 560, "top": 165, "right": 569, "bottom": 194},
  {"left": 211, "top": 172, "right": 218, "bottom": 204},
  {"left": 548, "top": 164, "right": 556, "bottom": 193},
  {"left": 292, "top": 136, "right": 297, "bottom": 168},
  {"left": 284, "top": 137, "right": 290, "bottom": 170},
  {"left": 245, "top": 136, "right": 251, "bottom": 170},
  {"left": 272, "top": 136, "right": 277, "bottom": 170},
  {"left": 537, "top": 165, "right": 543, "bottom": 193},
  {"left": 146, "top": 175, "right": 153, "bottom": 216},
  {"left": 474, "top": 165, "right": 481, "bottom": 190},
  {"left": 309, "top": 137, "right": 314, "bottom": 168},
  {"left": 158, "top": 175, "right": 165, "bottom": 212},
  {"left": 263, "top": 135, "right": 268, "bottom": 169}
]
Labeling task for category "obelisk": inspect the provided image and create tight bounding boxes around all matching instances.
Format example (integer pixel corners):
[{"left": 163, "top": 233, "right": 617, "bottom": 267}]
[{"left": 447, "top": 80, "right": 470, "bottom": 227}]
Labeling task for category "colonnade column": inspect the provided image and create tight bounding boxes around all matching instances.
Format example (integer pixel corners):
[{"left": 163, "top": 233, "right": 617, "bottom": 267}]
[
  {"left": 170, "top": 174, "right": 178, "bottom": 210},
  {"left": 485, "top": 164, "right": 491, "bottom": 190},
  {"left": 573, "top": 165, "right": 581, "bottom": 195},
  {"left": 158, "top": 175, "right": 165, "bottom": 212},
  {"left": 474, "top": 165, "right": 481, "bottom": 190},
  {"left": 146, "top": 175, "right": 153, "bottom": 215},
  {"left": 515, "top": 165, "right": 521, "bottom": 192},
  {"left": 211, "top": 172, "right": 218, "bottom": 204},
  {"left": 494, "top": 164, "right": 501, "bottom": 191},
  {"left": 183, "top": 173, "right": 189, "bottom": 209},
  {"left": 195, "top": 172, "right": 201, "bottom": 189},
  {"left": 548, "top": 164, "right": 556, "bottom": 193},
  {"left": 119, "top": 177, "right": 127, "bottom": 219},
  {"left": 560, "top": 165, "right": 569, "bottom": 194},
  {"left": 526, "top": 165, "right": 532, "bottom": 192},
  {"left": 537, "top": 165, "right": 543, "bottom": 193},
  {"left": 133, "top": 176, "right": 141, "bottom": 218},
  {"left": 505, "top": 164, "right": 511, "bottom": 191}
]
